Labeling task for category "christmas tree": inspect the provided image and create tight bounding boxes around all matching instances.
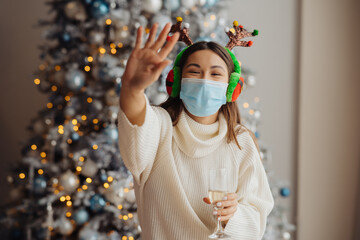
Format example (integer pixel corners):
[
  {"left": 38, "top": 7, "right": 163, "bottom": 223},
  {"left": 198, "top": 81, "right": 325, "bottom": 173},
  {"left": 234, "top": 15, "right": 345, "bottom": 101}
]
[{"left": 0, "top": 0, "right": 295, "bottom": 239}]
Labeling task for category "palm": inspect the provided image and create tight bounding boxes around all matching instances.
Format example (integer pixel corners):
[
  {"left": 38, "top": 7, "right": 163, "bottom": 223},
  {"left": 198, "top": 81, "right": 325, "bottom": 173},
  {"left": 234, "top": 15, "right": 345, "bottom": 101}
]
[{"left": 121, "top": 23, "right": 180, "bottom": 91}]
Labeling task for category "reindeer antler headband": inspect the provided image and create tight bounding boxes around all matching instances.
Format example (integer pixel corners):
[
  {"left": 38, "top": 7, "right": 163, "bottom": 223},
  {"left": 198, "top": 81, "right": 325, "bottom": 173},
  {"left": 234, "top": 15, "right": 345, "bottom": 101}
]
[
  {"left": 166, "top": 17, "right": 259, "bottom": 102},
  {"left": 168, "top": 17, "right": 259, "bottom": 50}
]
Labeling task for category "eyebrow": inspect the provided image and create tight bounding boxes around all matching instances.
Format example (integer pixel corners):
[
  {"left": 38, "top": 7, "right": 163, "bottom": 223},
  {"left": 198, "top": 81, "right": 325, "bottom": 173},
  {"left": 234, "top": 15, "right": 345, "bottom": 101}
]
[{"left": 184, "top": 63, "right": 226, "bottom": 72}]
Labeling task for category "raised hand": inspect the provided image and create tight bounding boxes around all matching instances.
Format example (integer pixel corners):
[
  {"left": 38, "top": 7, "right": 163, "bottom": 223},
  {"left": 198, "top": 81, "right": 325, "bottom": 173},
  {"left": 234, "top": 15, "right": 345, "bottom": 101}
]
[
  {"left": 119, "top": 22, "right": 179, "bottom": 126},
  {"left": 121, "top": 22, "right": 180, "bottom": 93}
]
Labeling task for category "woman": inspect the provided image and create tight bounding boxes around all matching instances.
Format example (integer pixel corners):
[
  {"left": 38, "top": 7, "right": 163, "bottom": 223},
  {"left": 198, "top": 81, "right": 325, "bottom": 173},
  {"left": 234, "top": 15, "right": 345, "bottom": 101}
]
[{"left": 118, "top": 22, "right": 274, "bottom": 240}]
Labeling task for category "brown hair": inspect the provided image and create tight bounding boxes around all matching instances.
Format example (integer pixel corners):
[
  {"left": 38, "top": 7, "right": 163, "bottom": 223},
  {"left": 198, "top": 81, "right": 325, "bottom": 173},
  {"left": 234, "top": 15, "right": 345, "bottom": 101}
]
[{"left": 160, "top": 41, "right": 243, "bottom": 150}]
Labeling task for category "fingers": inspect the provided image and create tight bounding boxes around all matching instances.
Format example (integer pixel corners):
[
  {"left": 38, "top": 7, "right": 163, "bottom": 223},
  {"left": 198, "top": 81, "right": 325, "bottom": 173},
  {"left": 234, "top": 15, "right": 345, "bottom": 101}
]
[
  {"left": 158, "top": 32, "right": 180, "bottom": 59},
  {"left": 153, "top": 59, "right": 172, "bottom": 77},
  {"left": 152, "top": 22, "right": 172, "bottom": 52},
  {"left": 144, "top": 23, "right": 159, "bottom": 48},
  {"left": 134, "top": 26, "right": 143, "bottom": 49}
]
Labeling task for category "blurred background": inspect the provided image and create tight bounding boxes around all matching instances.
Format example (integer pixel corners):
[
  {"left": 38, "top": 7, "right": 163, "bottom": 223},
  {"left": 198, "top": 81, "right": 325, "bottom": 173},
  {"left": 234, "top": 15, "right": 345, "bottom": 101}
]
[{"left": 0, "top": 0, "right": 359, "bottom": 239}]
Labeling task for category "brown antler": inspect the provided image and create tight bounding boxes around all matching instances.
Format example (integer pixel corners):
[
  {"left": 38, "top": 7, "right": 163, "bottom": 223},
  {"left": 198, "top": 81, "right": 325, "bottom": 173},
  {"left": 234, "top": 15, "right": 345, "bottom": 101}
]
[
  {"left": 169, "top": 17, "right": 193, "bottom": 46},
  {"left": 225, "top": 21, "right": 259, "bottom": 50}
]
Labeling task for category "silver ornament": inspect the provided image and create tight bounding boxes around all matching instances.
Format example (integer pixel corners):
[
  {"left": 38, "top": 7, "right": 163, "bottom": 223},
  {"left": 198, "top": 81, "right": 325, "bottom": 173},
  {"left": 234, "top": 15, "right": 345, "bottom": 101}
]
[
  {"left": 142, "top": 0, "right": 162, "bottom": 14},
  {"left": 81, "top": 159, "right": 98, "bottom": 178},
  {"left": 59, "top": 170, "right": 80, "bottom": 193},
  {"left": 57, "top": 217, "right": 74, "bottom": 235}
]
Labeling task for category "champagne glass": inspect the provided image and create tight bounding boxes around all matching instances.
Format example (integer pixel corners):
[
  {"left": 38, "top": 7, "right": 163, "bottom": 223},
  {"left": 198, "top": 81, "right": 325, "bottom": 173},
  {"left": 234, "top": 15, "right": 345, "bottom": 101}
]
[{"left": 208, "top": 168, "right": 231, "bottom": 239}]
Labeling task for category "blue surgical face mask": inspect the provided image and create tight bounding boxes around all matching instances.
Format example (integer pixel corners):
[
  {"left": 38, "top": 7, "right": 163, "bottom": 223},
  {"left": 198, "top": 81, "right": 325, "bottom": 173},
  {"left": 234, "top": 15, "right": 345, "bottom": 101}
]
[{"left": 179, "top": 78, "right": 228, "bottom": 117}]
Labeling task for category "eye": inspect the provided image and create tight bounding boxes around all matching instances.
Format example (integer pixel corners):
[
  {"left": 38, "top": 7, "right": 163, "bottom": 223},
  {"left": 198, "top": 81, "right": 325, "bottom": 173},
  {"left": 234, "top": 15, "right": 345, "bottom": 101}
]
[
  {"left": 212, "top": 73, "right": 222, "bottom": 76},
  {"left": 188, "top": 71, "right": 200, "bottom": 74}
]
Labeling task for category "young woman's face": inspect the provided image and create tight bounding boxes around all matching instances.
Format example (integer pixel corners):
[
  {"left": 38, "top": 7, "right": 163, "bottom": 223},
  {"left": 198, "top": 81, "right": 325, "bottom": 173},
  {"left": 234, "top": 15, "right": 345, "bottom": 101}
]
[{"left": 181, "top": 50, "right": 229, "bottom": 83}]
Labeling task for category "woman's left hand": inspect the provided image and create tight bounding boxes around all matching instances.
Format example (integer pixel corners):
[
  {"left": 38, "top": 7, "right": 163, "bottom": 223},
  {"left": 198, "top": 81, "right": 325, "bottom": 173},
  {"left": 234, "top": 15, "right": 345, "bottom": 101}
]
[{"left": 203, "top": 192, "right": 238, "bottom": 225}]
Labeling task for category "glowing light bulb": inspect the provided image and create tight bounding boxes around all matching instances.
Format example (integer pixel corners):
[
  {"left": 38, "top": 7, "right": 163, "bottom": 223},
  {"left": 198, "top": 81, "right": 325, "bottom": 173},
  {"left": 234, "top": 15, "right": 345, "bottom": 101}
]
[
  {"left": 99, "top": 47, "right": 106, "bottom": 54},
  {"left": 34, "top": 78, "right": 40, "bottom": 85},
  {"left": 47, "top": 103, "right": 53, "bottom": 109},
  {"left": 105, "top": 19, "right": 112, "bottom": 25}
]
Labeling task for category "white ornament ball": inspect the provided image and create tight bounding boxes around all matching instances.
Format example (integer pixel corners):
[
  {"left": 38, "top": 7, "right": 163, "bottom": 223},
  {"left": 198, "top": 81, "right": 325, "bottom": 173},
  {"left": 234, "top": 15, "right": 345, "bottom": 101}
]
[
  {"left": 104, "top": 181, "right": 125, "bottom": 205},
  {"left": 142, "top": 0, "right": 162, "bottom": 14},
  {"left": 181, "top": 0, "right": 196, "bottom": 8},
  {"left": 282, "top": 231, "right": 291, "bottom": 240},
  {"left": 81, "top": 159, "right": 98, "bottom": 177},
  {"left": 57, "top": 217, "right": 74, "bottom": 235},
  {"left": 59, "top": 170, "right": 80, "bottom": 193},
  {"left": 125, "top": 189, "right": 136, "bottom": 203}
]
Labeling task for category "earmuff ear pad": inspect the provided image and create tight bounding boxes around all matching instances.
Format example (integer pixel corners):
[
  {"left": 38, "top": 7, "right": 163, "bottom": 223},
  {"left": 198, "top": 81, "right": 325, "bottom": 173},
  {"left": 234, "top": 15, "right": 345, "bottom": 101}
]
[
  {"left": 231, "top": 76, "right": 244, "bottom": 102},
  {"left": 166, "top": 69, "right": 174, "bottom": 96},
  {"left": 226, "top": 72, "right": 241, "bottom": 102}
]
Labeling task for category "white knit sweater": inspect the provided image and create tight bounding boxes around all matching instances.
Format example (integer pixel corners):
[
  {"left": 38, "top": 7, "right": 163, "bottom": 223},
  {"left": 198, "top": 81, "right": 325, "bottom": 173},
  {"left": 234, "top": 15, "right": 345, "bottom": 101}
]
[{"left": 117, "top": 95, "right": 274, "bottom": 240}]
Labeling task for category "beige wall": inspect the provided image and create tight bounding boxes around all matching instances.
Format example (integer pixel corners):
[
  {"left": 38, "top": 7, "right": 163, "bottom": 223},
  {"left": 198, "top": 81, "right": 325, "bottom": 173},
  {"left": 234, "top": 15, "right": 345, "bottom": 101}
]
[
  {"left": 228, "top": 0, "right": 300, "bottom": 229},
  {"left": 297, "top": 0, "right": 360, "bottom": 239}
]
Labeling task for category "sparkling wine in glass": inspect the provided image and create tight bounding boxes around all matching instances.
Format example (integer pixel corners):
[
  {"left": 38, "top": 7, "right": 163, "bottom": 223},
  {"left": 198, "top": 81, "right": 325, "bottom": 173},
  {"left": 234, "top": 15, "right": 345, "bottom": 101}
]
[{"left": 208, "top": 168, "right": 231, "bottom": 239}]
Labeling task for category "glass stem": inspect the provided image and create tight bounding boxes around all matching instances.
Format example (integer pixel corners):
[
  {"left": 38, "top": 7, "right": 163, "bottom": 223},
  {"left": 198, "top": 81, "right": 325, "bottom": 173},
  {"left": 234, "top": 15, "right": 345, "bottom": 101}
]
[{"left": 215, "top": 207, "right": 224, "bottom": 233}]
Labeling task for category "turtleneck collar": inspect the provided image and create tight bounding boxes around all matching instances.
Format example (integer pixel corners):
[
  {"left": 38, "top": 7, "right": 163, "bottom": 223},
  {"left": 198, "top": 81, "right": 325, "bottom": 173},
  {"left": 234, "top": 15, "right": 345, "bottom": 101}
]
[{"left": 173, "top": 110, "right": 228, "bottom": 158}]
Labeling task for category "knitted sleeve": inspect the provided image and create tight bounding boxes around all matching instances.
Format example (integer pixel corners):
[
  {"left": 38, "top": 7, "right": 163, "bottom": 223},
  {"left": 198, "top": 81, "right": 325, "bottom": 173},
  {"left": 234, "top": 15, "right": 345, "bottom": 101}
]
[
  {"left": 224, "top": 130, "right": 275, "bottom": 239},
  {"left": 117, "top": 94, "right": 165, "bottom": 186}
]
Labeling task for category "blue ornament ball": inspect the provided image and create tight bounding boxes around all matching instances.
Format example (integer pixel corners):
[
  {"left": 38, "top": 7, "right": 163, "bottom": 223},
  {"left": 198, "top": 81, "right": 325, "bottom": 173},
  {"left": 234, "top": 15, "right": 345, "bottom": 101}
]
[
  {"left": 62, "top": 32, "right": 71, "bottom": 42},
  {"left": 254, "top": 131, "right": 260, "bottom": 138},
  {"left": 65, "top": 69, "right": 85, "bottom": 91},
  {"left": 169, "top": 0, "right": 180, "bottom": 11},
  {"left": 280, "top": 187, "right": 291, "bottom": 197},
  {"left": 100, "top": 172, "right": 108, "bottom": 182},
  {"left": 104, "top": 125, "right": 118, "bottom": 143},
  {"left": 71, "top": 132, "right": 80, "bottom": 141},
  {"left": 90, "top": 0, "right": 109, "bottom": 19},
  {"left": 205, "top": 0, "right": 219, "bottom": 8},
  {"left": 89, "top": 194, "right": 106, "bottom": 212},
  {"left": 73, "top": 208, "right": 89, "bottom": 225},
  {"left": 33, "top": 175, "right": 47, "bottom": 195}
]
